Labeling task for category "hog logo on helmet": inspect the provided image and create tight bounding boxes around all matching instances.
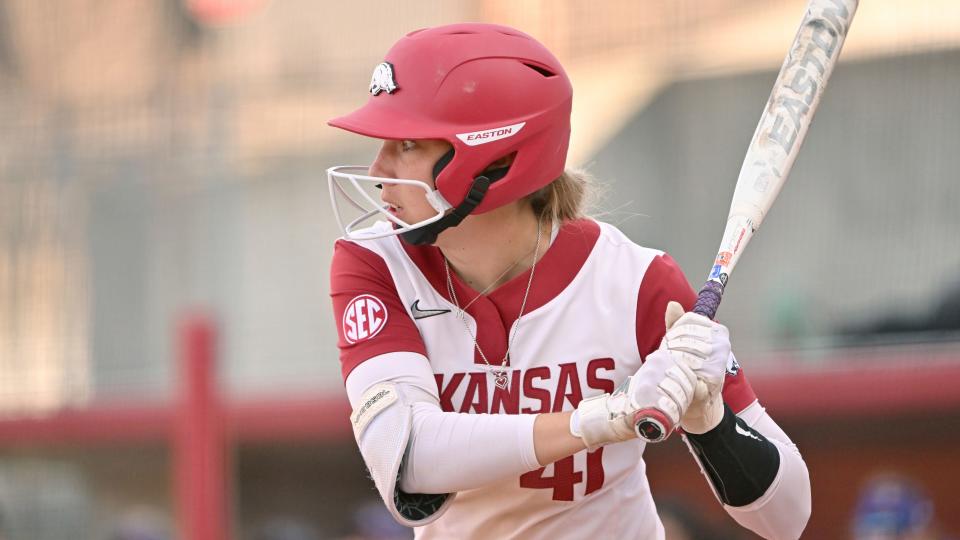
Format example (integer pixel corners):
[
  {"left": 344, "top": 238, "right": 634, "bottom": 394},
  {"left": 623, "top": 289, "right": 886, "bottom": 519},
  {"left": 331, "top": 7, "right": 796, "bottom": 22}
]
[{"left": 369, "top": 62, "right": 398, "bottom": 96}]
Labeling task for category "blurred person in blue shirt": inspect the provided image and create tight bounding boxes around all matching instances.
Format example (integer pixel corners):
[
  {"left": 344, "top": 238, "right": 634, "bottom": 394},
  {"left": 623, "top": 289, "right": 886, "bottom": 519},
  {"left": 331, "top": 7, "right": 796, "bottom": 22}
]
[{"left": 852, "top": 474, "right": 954, "bottom": 540}]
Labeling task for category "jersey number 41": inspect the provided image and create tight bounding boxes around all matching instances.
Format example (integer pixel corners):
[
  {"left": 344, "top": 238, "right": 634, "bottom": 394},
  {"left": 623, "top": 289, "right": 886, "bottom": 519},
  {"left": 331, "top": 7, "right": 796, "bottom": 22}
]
[{"left": 519, "top": 448, "right": 604, "bottom": 501}]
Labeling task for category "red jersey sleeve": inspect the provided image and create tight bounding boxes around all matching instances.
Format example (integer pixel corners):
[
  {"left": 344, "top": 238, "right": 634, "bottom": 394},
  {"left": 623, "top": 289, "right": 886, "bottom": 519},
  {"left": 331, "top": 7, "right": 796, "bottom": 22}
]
[
  {"left": 330, "top": 240, "right": 427, "bottom": 381},
  {"left": 635, "top": 253, "right": 756, "bottom": 414}
]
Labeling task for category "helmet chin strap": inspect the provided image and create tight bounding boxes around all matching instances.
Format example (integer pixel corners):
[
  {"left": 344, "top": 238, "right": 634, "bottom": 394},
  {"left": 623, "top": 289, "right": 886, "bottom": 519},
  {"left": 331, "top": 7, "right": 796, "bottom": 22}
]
[
  {"left": 401, "top": 175, "right": 490, "bottom": 245},
  {"left": 399, "top": 149, "right": 508, "bottom": 246}
]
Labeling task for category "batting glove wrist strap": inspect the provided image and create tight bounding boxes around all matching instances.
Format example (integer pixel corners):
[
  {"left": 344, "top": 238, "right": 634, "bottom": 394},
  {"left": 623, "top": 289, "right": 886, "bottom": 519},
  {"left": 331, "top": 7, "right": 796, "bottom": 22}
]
[{"left": 571, "top": 387, "right": 636, "bottom": 452}]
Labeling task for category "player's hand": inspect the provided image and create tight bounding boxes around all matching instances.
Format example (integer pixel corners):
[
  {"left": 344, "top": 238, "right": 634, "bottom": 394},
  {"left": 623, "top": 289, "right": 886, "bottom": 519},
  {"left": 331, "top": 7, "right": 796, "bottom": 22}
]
[
  {"left": 663, "top": 301, "right": 728, "bottom": 434},
  {"left": 572, "top": 346, "right": 696, "bottom": 451}
]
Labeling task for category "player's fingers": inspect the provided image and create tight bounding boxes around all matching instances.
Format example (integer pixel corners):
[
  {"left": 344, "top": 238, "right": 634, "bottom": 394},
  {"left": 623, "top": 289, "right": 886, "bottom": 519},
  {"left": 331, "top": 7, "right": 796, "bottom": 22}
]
[
  {"left": 673, "top": 311, "right": 714, "bottom": 329},
  {"left": 663, "top": 364, "right": 696, "bottom": 400},
  {"left": 665, "top": 322, "right": 712, "bottom": 343},
  {"left": 655, "top": 393, "right": 681, "bottom": 425},
  {"left": 671, "top": 350, "right": 704, "bottom": 370},
  {"left": 693, "top": 379, "right": 709, "bottom": 402},
  {"left": 658, "top": 374, "right": 693, "bottom": 411},
  {"left": 671, "top": 356, "right": 698, "bottom": 384},
  {"left": 664, "top": 300, "right": 685, "bottom": 330},
  {"left": 667, "top": 337, "right": 712, "bottom": 358}
]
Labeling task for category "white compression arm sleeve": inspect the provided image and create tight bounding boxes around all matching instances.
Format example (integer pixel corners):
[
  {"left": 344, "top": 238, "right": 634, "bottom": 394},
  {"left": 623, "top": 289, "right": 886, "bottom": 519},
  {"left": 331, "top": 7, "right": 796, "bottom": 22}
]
[
  {"left": 710, "top": 400, "right": 812, "bottom": 540},
  {"left": 345, "top": 352, "right": 542, "bottom": 494}
]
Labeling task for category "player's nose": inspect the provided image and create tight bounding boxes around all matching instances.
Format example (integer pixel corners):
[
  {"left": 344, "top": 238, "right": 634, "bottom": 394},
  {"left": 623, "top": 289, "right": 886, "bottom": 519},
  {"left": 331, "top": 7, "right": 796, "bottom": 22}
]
[{"left": 368, "top": 140, "right": 394, "bottom": 179}]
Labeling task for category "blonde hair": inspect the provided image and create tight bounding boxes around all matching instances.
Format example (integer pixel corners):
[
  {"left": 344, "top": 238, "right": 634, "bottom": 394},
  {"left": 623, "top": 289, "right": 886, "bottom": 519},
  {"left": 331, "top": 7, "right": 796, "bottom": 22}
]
[{"left": 526, "top": 168, "right": 597, "bottom": 222}]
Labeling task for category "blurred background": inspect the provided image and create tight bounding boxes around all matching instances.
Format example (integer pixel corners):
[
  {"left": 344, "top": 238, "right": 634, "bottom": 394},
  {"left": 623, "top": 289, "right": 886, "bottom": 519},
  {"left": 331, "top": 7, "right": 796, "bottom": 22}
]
[{"left": 1, "top": 0, "right": 959, "bottom": 538}]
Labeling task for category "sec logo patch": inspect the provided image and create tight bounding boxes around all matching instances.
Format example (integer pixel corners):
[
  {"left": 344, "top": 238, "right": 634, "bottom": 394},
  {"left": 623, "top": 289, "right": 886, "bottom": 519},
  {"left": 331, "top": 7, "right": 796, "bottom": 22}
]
[{"left": 343, "top": 294, "right": 388, "bottom": 344}]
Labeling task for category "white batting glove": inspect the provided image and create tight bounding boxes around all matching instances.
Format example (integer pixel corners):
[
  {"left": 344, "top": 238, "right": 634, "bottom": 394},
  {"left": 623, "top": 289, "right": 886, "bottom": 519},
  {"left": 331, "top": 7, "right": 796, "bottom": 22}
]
[
  {"left": 571, "top": 346, "right": 697, "bottom": 451},
  {"left": 663, "top": 301, "right": 729, "bottom": 435}
]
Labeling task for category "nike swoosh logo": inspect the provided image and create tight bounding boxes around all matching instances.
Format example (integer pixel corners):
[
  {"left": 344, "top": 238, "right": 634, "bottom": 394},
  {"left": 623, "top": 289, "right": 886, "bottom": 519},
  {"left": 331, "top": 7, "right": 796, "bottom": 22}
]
[
  {"left": 736, "top": 424, "right": 762, "bottom": 441},
  {"left": 410, "top": 300, "right": 451, "bottom": 320}
]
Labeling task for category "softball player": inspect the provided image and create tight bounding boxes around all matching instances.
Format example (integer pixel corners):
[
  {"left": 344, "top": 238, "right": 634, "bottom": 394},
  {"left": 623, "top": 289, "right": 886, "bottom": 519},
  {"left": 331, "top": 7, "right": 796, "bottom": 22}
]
[{"left": 328, "top": 23, "right": 811, "bottom": 539}]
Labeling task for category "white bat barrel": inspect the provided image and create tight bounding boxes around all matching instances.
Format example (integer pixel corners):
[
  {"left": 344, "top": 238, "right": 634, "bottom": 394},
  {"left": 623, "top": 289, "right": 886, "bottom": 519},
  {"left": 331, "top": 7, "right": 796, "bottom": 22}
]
[
  {"left": 635, "top": 0, "right": 858, "bottom": 442},
  {"left": 694, "top": 0, "right": 859, "bottom": 319}
]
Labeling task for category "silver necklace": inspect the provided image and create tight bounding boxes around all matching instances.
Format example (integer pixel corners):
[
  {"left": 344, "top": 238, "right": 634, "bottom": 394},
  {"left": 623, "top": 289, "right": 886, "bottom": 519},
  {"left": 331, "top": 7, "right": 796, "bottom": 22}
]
[
  {"left": 444, "top": 219, "right": 543, "bottom": 390},
  {"left": 456, "top": 237, "right": 541, "bottom": 313},
  {"left": 457, "top": 254, "right": 526, "bottom": 313}
]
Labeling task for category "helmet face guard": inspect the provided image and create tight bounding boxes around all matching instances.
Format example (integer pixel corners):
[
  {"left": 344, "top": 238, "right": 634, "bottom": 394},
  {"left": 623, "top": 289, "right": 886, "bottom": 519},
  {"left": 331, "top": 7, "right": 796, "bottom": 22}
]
[
  {"left": 328, "top": 23, "right": 572, "bottom": 243},
  {"left": 327, "top": 166, "right": 453, "bottom": 240}
]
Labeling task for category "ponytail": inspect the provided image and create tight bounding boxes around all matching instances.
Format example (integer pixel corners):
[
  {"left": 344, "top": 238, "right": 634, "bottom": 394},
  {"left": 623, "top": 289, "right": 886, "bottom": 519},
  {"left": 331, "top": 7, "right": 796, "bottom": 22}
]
[{"left": 527, "top": 168, "right": 597, "bottom": 222}]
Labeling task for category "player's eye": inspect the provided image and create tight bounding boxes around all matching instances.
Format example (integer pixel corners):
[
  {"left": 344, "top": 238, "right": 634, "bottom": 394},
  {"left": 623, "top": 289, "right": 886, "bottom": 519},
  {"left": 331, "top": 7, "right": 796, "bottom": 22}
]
[{"left": 401, "top": 140, "right": 416, "bottom": 152}]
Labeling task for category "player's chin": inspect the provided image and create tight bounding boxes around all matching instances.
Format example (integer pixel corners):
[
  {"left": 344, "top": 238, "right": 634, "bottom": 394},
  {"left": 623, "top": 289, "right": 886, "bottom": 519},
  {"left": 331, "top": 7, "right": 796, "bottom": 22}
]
[{"left": 398, "top": 207, "right": 437, "bottom": 226}]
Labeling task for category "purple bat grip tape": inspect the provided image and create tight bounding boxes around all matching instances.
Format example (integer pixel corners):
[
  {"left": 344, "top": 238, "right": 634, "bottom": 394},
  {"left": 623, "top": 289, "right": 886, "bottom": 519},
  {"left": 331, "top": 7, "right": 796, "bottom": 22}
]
[{"left": 692, "top": 280, "right": 725, "bottom": 320}]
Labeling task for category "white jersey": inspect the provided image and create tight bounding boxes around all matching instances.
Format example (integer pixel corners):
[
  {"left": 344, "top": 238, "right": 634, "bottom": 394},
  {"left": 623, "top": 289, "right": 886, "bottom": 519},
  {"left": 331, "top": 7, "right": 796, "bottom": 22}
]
[{"left": 331, "top": 219, "right": 756, "bottom": 539}]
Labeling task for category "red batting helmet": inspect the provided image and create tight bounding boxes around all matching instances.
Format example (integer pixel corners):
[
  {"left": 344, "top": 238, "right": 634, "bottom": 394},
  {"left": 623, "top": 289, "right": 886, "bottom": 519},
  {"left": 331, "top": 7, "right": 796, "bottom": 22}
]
[{"left": 327, "top": 23, "right": 572, "bottom": 243}]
